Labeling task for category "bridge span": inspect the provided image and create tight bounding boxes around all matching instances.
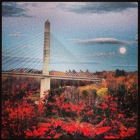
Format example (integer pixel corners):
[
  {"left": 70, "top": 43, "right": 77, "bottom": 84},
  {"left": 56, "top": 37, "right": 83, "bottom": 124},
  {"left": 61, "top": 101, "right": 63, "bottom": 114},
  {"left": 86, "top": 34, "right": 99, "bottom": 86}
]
[{"left": 2, "top": 72, "right": 102, "bottom": 82}]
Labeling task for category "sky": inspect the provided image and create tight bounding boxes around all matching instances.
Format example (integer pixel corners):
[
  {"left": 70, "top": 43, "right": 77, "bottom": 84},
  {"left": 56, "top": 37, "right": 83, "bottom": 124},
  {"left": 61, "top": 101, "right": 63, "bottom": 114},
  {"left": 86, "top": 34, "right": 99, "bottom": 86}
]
[{"left": 2, "top": 2, "right": 138, "bottom": 72}]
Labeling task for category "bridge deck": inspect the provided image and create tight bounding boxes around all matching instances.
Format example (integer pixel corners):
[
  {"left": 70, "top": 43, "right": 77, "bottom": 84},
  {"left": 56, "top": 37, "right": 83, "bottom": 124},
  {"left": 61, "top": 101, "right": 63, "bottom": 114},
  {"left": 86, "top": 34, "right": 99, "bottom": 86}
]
[{"left": 2, "top": 72, "right": 102, "bottom": 82}]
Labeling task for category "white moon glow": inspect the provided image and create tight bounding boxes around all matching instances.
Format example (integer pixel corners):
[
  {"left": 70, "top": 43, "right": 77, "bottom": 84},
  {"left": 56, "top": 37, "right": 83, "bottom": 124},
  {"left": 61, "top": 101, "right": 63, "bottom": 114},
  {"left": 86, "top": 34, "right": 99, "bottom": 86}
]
[{"left": 119, "top": 47, "right": 126, "bottom": 54}]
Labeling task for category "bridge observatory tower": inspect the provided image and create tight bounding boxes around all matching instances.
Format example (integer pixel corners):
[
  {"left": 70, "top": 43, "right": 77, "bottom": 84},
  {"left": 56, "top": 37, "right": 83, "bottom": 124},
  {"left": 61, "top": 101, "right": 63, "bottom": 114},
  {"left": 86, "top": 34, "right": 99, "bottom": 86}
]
[{"left": 40, "top": 20, "right": 50, "bottom": 97}]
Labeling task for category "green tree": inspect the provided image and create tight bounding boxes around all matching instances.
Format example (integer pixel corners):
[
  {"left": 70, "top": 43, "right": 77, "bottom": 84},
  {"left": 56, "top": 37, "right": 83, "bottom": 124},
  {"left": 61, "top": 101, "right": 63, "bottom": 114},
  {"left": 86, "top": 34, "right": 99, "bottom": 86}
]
[
  {"left": 117, "top": 83, "right": 127, "bottom": 111},
  {"left": 82, "top": 90, "right": 88, "bottom": 99},
  {"left": 115, "top": 69, "right": 126, "bottom": 77}
]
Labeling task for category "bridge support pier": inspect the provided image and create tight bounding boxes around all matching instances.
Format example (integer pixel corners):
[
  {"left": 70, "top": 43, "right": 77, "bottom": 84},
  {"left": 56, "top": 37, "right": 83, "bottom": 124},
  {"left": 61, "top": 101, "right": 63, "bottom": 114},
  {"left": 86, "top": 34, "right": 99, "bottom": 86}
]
[
  {"left": 40, "top": 20, "right": 50, "bottom": 98},
  {"left": 40, "top": 78, "right": 50, "bottom": 98}
]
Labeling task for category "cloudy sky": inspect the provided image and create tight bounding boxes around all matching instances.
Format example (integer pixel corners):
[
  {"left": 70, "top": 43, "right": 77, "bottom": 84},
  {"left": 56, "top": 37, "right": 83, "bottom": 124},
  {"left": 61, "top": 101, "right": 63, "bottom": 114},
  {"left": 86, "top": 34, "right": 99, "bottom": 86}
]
[{"left": 2, "top": 2, "right": 138, "bottom": 72}]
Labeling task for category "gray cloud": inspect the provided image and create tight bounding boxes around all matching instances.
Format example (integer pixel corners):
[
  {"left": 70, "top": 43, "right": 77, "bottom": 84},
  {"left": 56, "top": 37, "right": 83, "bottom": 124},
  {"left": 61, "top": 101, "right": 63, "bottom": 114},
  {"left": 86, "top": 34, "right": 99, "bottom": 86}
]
[
  {"left": 70, "top": 38, "right": 133, "bottom": 45},
  {"left": 58, "top": 2, "right": 138, "bottom": 14},
  {"left": 31, "top": 3, "right": 38, "bottom": 7},
  {"left": 21, "top": 2, "right": 40, "bottom": 7},
  {"left": 2, "top": 2, "right": 31, "bottom": 17},
  {"left": 75, "top": 52, "right": 115, "bottom": 58},
  {"left": 8, "top": 32, "right": 26, "bottom": 38},
  {"left": 92, "top": 52, "right": 115, "bottom": 57}
]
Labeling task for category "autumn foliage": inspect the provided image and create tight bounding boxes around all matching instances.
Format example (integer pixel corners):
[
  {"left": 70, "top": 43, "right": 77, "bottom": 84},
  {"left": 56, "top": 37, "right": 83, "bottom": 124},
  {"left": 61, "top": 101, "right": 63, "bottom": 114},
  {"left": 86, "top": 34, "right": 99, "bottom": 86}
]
[{"left": 1, "top": 73, "right": 138, "bottom": 139}]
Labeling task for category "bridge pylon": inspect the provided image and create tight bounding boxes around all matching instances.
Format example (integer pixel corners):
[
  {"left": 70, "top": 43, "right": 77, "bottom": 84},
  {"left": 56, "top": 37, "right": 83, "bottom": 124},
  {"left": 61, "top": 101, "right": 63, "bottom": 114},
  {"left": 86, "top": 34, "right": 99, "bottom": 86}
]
[{"left": 40, "top": 20, "right": 50, "bottom": 98}]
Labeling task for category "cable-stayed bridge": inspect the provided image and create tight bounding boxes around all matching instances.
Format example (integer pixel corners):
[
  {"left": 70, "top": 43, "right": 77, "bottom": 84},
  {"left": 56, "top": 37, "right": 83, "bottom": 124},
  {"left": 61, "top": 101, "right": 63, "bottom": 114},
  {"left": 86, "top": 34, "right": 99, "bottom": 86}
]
[{"left": 2, "top": 20, "right": 102, "bottom": 97}]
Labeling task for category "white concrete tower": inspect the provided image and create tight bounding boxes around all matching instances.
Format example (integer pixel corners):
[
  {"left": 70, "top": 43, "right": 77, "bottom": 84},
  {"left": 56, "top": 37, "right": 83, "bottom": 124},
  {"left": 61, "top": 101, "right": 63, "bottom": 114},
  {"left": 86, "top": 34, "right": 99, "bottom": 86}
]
[{"left": 40, "top": 20, "right": 50, "bottom": 98}]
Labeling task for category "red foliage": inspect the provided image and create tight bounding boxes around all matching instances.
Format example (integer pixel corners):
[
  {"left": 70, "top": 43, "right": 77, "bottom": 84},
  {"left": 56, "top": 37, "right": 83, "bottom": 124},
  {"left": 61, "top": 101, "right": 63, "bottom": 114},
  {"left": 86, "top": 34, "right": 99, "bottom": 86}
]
[
  {"left": 65, "top": 124, "right": 78, "bottom": 134},
  {"left": 50, "top": 130, "right": 56, "bottom": 135},
  {"left": 126, "top": 118, "right": 131, "bottom": 121},
  {"left": 105, "top": 95, "right": 109, "bottom": 102},
  {"left": 95, "top": 127, "right": 111, "bottom": 135},
  {"left": 104, "top": 135, "right": 119, "bottom": 138},
  {"left": 21, "top": 82, "right": 27, "bottom": 90},
  {"left": 81, "top": 127, "right": 90, "bottom": 136},
  {"left": 38, "top": 127, "right": 49, "bottom": 132},
  {"left": 53, "top": 120, "right": 63, "bottom": 128},
  {"left": 120, "top": 127, "right": 136, "bottom": 138},
  {"left": 102, "top": 103, "right": 108, "bottom": 109},
  {"left": 52, "top": 108, "right": 58, "bottom": 113},
  {"left": 53, "top": 133, "right": 62, "bottom": 138},
  {"left": 118, "top": 114, "right": 124, "bottom": 118},
  {"left": 120, "top": 130, "right": 126, "bottom": 138},
  {"left": 86, "top": 110, "right": 94, "bottom": 115},
  {"left": 2, "top": 76, "right": 138, "bottom": 139},
  {"left": 110, "top": 107, "right": 117, "bottom": 111},
  {"left": 97, "top": 103, "right": 108, "bottom": 109},
  {"left": 25, "top": 131, "right": 33, "bottom": 137},
  {"left": 125, "top": 128, "right": 136, "bottom": 137}
]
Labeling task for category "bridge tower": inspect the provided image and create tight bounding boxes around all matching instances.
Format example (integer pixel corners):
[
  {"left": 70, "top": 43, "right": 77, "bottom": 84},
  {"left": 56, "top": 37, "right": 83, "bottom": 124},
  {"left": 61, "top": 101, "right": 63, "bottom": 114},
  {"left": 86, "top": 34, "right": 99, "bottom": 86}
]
[{"left": 40, "top": 20, "right": 50, "bottom": 98}]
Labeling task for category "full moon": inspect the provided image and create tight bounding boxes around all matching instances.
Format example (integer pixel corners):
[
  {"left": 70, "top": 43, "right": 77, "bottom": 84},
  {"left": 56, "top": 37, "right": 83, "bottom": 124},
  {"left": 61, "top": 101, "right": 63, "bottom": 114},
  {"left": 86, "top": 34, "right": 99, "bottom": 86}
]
[{"left": 119, "top": 47, "right": 126, "bottom": 54}]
